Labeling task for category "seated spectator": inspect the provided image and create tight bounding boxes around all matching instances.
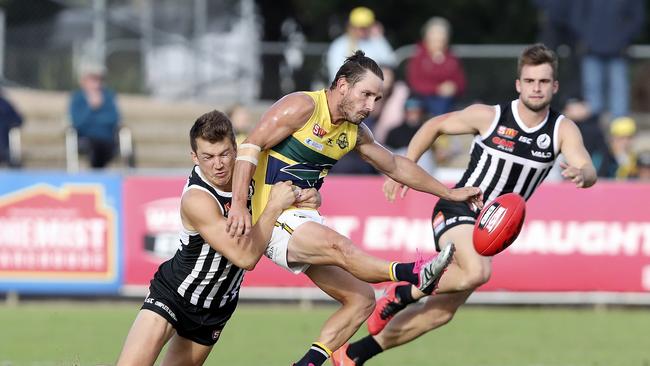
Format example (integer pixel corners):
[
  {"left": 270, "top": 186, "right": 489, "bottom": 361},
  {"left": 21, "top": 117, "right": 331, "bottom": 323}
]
[
  {"left": 327, "top": 7, "right": 396, "bottom": 82},
  {"left": 609, "top": 116, "right": 638, "bottom": 179},
  {"left": 407, "top": 17, "right": 466, "bottom": 117},
  {"left": 372, "top": 65, "right": 411, "bottom": 145},
  {"left": 385, "top": 98, "right": 437, "bottom": 175},
  {"left": 69, "top": 64, "right": 120, "bottom": 168},
  {"left": 636, "top": 150, "right": 650, "bottom": 181},
  {"left": 0, "top": 88, "right": 23, "bottom": 167}
]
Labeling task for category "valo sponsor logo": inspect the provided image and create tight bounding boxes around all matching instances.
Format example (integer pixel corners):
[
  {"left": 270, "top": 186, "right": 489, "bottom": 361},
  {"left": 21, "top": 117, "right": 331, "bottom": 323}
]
[{"left": 531, "top": 150, "right": 552, "bottom": 158}]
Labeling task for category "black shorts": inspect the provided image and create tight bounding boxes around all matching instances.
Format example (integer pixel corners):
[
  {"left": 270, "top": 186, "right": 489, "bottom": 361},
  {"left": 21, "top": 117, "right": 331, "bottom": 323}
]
[
  {"left": 141, "top": 277, "right": 238, "bottom": 346},
  {"left": 431, "top": 199, "right": 478, "bottom": 251}
]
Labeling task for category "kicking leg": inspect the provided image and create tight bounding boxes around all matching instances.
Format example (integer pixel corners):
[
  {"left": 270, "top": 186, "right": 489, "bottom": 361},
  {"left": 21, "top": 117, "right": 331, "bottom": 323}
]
[
  {"left": 288, "top": 221, "right": 453, "bottom": 291},
  {"left": 293, "top": 265, "right": 375, "bottom": 366},
  {"left": 116, "top": 309, "right": 175, "bottom": 366},
  {"left": 366, "top": 224, "right": 491, "bottom": 337}
]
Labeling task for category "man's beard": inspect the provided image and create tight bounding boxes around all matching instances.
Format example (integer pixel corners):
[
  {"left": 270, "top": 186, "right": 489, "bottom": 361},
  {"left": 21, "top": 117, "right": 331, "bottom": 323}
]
[
  {"left": 522, "top": 96, "right": 551, "bottom": 112},
  {"left": 338, "top": 96, "right": 366, "bottom": 124}
]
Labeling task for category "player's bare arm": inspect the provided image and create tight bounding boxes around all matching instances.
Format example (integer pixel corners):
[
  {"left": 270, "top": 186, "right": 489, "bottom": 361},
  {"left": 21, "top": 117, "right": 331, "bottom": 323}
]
[
  {"left": 557, "top": 117, "right": 597, "bottom": 188},
  {"left": 355, "top": 122, "right": 483, "bottom": 207},
  {"left": 182, "top": 181, "right": 297, "bottom": 270},
  {"left": 227, "top": 93, "right": 316, "bottom": 237},
  {"left": 383, "top": 104, "right": 494, "bottom": 202}
]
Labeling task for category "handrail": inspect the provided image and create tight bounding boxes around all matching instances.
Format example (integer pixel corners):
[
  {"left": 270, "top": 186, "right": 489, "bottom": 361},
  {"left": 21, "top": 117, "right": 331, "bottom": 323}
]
[
  {"left": 8, "top": 126, "right": 21, "bottom": 167},
  {"left": 118, "top": 126, "right": 135, "bottom": 168},
  {"left": 65, "top": 127, "right": 79, "bottom": 173}
]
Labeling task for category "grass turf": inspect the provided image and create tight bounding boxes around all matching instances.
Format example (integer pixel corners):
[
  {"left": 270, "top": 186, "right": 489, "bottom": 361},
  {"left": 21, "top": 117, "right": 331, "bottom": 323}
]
[{"left": 0, "top": 302, "right": 648, "bottom": 365}]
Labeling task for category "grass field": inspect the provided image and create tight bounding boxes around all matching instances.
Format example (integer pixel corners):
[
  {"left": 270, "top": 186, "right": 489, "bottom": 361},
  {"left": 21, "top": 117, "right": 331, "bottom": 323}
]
[{"left": 0, "top": 301, "right": 649, "bottom": 366}]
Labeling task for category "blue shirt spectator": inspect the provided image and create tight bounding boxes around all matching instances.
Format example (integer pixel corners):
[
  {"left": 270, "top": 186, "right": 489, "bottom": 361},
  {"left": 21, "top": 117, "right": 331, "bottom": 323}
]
[
  {"left": 69, "top": 65, "right": 121, "bottom": 168},
  {"left": 0, "top": 91, "right": 23, "bottom": 166}
]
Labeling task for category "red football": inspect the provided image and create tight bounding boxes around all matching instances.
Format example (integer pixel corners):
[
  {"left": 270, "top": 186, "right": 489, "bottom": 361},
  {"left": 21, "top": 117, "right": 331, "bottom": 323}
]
[{"left": 473, "top": 193, "right": 526, "bottom": 256}]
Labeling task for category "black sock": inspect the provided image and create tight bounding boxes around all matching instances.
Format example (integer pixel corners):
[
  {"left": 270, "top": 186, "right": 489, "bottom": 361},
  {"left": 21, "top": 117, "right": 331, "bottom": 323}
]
[
  {"left": 347, "top": 335, "right": 383, "bottom": 365},
  {"left": 294, "top": 342, "right": 329, "bottom": 366},
  {"left": 395, "top": 284, "right": 415, "bottom": 305},
  {"left": 393, "top": 262, "right": 418, "bottom": 285}
]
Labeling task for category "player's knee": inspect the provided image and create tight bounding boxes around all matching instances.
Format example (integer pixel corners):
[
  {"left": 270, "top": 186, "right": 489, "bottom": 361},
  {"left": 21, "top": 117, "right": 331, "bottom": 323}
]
[
  {"left": 345, "top": 285, "right": 375, "bottom": 320},
  {"left": 456, "top": 265, "right": 491, "bottom": 291},
  {"left": 327, "top": 234, "right": 358, "bottom": 265}
]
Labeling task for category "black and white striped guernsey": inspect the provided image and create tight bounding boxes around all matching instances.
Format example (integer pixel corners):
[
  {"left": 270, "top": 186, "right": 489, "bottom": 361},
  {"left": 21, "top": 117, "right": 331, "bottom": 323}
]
[
  {"left": 154, "top": 165, "right": 250, "bottom": 310},
  {"left": 455, "top": 99, "right": 564, "bottom": 203}
]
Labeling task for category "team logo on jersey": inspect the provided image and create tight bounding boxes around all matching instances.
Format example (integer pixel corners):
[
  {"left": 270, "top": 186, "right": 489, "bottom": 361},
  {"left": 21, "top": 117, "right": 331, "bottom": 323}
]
[
  {"left": 305, "top": 138, "right": 324, "bottom": 151},
  {"left": 280, "top": 163, "right": 333, "bottom": 188},
  {"left": 536, "top": 134, "right": 551, "bottom": 149},
  {"left": 492, "top": 136, "right": 515, "bottom": 152},
  {"left": 336, "top": 133, "right": 349, "bottom": 149},
  {"left": 518, "top": 135, "right": 532, "bottom": 144},
  {"left": 312, "top": 124, "right": 328, "bottom": 138},
  {"left": 497, "top": 126, "right": 518, "bottom": 139}
]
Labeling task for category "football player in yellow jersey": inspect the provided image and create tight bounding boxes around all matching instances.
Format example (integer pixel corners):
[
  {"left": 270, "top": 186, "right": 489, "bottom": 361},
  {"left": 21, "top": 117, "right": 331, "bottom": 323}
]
[{"left": 228, "top": 51, "right": 483, "bottom": 366}]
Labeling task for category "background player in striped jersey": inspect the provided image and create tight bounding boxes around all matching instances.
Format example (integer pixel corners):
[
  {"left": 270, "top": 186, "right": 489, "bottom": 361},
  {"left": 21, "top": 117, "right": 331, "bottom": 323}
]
[
  {"left": 227, "top": 51, "right": 483, "bottom": 366},
  {"left": 116, "top": 110, "right": 321, "bottom": 366},
  {"left": 333, "top": 44, "right": 597, "bottom": 365}
]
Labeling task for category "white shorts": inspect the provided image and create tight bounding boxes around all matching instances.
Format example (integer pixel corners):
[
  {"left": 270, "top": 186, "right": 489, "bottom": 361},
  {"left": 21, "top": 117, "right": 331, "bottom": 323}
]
[{"left": 264, "top": 209, "right": 324, "bottom": 274}]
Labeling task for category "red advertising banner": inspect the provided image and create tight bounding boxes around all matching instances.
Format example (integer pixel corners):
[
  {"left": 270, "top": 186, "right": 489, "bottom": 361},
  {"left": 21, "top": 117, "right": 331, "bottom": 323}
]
[
  {"left": 123, "top": 176, "right": 187, "bottom": 286},
  {"left": 123, "top": 175, "right": 650, "bottom": 293}
]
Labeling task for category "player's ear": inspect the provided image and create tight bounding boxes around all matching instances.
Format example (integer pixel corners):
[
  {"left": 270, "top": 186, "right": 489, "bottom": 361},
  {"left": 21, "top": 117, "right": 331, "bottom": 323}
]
[
  {"left": 191, "top": 150, "right": 199, "bottom": 165},
  {"left": 552, "top": 80, "right": 559, "bottom": 94},
  {"left": 337, "top": 77, "right": 349, "bottom": 94},
  {"left": 515, "top": 78, "right": 521, "bottom": 93}
]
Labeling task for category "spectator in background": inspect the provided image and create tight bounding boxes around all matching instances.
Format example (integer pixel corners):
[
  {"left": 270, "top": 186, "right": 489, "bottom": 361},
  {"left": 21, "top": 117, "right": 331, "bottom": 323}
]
[
  {"left": 327, "top": 7, "right": 396, "bottom": 82},
  {"left": 69, "top": 64, "right": 120, "bottom": 168},
  {"left": 562, "top": 98, "right": 617, "bottom": 177},
  {"left": 532, "top": 0, "right": 582, "bottom": 102},
  {"left": 609, "top": 116, "right": 638, "bottom": 179},
  {"left": 406, "top": 17, "right": 466, "bottom": 117},
  {"left": 572, "top": 0, "right": 645, "bottom": 118},
  {"left": 227, "top": 104, "right": 254, "bottom": 145},
  {"left": 385, "top": 98, "right": 437, "bottom": 175},
  {"left": 636, "top": 150, "right": 650, "bottom": 181},
  {"left": 0, "top": 88, "right": 23, "bottom": 167}
]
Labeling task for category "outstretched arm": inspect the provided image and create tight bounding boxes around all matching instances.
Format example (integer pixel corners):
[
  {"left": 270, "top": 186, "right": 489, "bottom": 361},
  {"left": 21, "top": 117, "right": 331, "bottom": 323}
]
[
  {"left": 558, "top": 118, "right": 597, "bottom": 188},
  {"left": 383, "top": 104, "right": 495, "bottom": 201},
  {"left": 355, "top": 123, "right": 483, "bottom": 207},
  {"left": 227, "top": 93, "right": 315, "bottom": 237}
]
